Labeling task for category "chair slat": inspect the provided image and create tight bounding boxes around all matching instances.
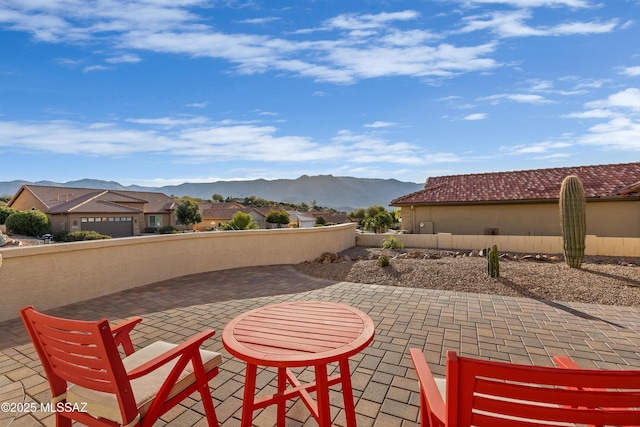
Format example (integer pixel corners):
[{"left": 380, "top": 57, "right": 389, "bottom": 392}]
[
  {"left": 46, "top": 345, "right": 106, "bottom": 371},
  {"left": 475, "top": 377, "right": 640, "bottom": 407},
  {"left": 33, "top": 322, "right": 98, "bottom": 345},
  {"left": 474, "top": 395, "right": 640, "bottom": 424}
]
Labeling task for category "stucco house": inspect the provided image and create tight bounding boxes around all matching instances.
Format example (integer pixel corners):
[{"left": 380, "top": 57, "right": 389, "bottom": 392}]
[
  {"left": 390, "top": 162, "right": 640, "bottom": 238},
  {"left": 7, "top": 185, "right": 177, "bottom": 237}
]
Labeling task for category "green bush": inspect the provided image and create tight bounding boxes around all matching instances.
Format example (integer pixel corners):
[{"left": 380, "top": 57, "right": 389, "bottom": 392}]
[
  {"left": 381, "top": 236, "right": 404, "bottom": 249},
  {"left": 159, "top": 225, "right": 180, "bottom": 234},
  {"left": 55, "top": 230, "right": 112, "bottom": 242},
  {"left": 0, "top": 205, "right": 15, "bottom": 224},
  {"left": 5, "top": 210, "right": 51, "bottom": 236},
  {"left": 378, "top": 255, "right": 391, "bottom": 267}
]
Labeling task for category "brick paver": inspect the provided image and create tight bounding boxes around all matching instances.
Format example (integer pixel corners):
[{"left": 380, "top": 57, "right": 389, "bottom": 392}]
[{"left": 1, "top": 265, "right": 639, "bottom": 426}]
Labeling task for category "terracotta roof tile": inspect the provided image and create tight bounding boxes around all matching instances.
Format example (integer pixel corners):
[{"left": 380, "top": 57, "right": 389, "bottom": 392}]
[{"left": 391, "top": 162, "right": 640, "bottom": 205}]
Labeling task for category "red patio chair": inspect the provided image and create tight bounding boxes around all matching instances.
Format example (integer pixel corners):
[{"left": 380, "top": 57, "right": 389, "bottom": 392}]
[
  {"left": 409, "top": 348, "right": 640, "bottom": 427},
  {"left": 21, "top": 306, "right": 221, "bottom": 427}
]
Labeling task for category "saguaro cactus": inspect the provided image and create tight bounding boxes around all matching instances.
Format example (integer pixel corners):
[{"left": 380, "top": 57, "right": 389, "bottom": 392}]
[
  {"left": 559, "top": 175, "right": 586, "bottom": 268},
  {"left": 487, "top": 245, "right": 500, "bottom": 277}
]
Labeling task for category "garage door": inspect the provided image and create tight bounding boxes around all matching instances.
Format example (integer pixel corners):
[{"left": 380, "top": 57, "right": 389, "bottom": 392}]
[{"left": 81, "top": 217, "right": 133, "bottom": 238}]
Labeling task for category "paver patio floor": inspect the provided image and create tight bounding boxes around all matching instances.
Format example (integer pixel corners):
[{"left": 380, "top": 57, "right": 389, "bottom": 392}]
[{"left": 1, "top": 265, "right": 640, "bottom": 426}]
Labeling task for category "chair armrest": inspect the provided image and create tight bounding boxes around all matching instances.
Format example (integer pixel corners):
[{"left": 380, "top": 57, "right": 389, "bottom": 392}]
[
  {"left": 552, "top": 356, "right": 581, "bottom": 369},
  {"left": 111, "top": 317, "right": 143, "bottom": 356},
  {"left": 409, "top": 348, "right": 446, "bottom": 426},
  {"left": 127, "top": 329, "right": 216, "bottom": 379}
]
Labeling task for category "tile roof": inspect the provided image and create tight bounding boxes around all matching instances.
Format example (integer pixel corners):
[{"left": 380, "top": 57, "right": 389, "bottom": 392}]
[
  {"left": 391, "top": 162, "right": 640, "bottom": 205},
  {"left": 12, "top": 185, "right": 176, "bottom": 214}
]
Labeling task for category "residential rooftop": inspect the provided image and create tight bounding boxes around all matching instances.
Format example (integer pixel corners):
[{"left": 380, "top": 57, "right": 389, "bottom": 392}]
[{"left": 391, "top": 162, "right": 640, "bottom": 205}]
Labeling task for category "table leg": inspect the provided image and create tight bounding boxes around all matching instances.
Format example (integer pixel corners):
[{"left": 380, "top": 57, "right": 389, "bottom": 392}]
[
  {"left": 277, "top": 367, "right": 286, "bottom": 427},
  {"left": 241, "top": 363, "right": 258, "bottom": 427},
  {"left": 315, "top": 364, "right": 332, "bottom": 427},
  {"left": 339, "top": 358, "right": 357, "bottom": 427}
]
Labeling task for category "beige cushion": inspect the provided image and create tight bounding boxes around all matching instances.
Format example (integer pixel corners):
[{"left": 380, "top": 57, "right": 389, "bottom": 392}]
[
  {"left": 434, "top": 376, "right": 447, "bottom": 400},
  {"left": 66, "top": 341, "right": 222, "bottom": 425}
]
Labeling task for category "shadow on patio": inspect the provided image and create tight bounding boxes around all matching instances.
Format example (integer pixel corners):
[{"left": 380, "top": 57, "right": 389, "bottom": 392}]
[{"left": 1, "top": 265, "right": 640, "bottom": 426}]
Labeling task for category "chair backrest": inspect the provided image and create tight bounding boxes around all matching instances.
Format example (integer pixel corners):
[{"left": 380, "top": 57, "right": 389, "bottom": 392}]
[
  {"left": 20, "top": 306, "right": 138, "bottom": 422},
  {"left": 446, "top": 351, "right": 640, "bottom": 426}
]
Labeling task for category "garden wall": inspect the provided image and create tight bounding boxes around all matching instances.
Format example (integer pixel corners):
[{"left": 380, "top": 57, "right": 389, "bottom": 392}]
[
  {"left": 356, "top": 232, "right": 640, "bottom": 257},
  {"left": 0, "top": 223, "right": 357, "bottom": 322}
]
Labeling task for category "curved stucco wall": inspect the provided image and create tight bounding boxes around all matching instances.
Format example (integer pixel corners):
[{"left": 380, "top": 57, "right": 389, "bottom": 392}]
[{"left": 0, "top": 223, "right": 357, "bottom": 322}]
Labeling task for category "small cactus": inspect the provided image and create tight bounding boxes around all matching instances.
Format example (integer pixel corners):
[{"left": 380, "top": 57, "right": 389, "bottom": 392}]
[
  {"left": 487, "top": 245, "right": 500, "bottom": 277},
  {"left": 559, "top": 175, "right": 586, "bottom": 268}
]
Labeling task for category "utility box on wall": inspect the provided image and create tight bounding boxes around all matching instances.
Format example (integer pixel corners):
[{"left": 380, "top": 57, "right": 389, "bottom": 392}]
[{"left": 419, "top": 222, "right": 434, "bottom": 234}]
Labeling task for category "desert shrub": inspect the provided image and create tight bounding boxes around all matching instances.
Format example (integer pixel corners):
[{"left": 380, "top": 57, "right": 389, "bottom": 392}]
[
  {"left": 159, "top": 225, "right": 179, "bottom": 234},
  {"left": 0, "top": 205, "right": 15, "bottom": 224},
  {"left": 56, "top": 230, "right": 112, "bottom": 242},
  {"left": 219, "top": 211, "right": 259, "bottom": 230},
  {"left": 378, "top": 255, "right": 391, "bottom": 267},
  {"left": 5, "top": 210, "right": 51, "bottom": 236},
  {"left": 144, "top": 227, "right": 158, "bottom": 233},
  {"left": 381, "top": 236, "right": 403, "bottom": 249}
]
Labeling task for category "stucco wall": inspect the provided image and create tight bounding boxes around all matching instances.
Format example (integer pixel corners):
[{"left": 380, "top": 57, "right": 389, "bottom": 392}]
[
  {"left": 356, "top": 232, "right": 640, "bottom": 257},
  {"left": 399, "top": 200, "right": 639, "bottom": 237},
  {"left": 0, "top": 223, "right": 357, "bottom": 322}
]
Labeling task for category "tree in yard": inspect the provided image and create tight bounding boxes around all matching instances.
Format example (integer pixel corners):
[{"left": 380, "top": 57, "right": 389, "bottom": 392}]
[
  {"left": 176, "top": 200, "right": 202, "bottom": 230},
  {"left": 315, "top": 216, "right": 327, "bottom": 226},
  {"left": 219, "top": 211, "right": 259, "bottom": 230},
  {"left": 363, "top": 210, "right": 395, "bottom": 233},
  {"left": 265, "top": 210, "right": 290, "bottom": 228},
  {"left": 212, "top": 193, "right": 224, "bottom": 202}
]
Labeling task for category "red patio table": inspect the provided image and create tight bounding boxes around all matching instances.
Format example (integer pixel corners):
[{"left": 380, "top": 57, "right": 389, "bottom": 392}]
[{"left": 222, "top": 301, "right": 375, "bottom": 427}]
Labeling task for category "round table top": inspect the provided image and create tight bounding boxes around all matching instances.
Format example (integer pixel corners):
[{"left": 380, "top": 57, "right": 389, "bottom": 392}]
[{"left": 222, "top": 301, "right": 375, "bottom": 367}]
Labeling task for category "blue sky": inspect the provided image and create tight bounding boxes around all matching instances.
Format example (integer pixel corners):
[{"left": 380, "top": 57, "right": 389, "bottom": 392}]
[{"left": 1, "top": 0, "right": 639, "bottom": 186}]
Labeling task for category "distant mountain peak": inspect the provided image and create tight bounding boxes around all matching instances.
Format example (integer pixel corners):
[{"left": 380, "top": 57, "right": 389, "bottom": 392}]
[{"left": 1, "top": 176, "right": 422, "bottom": 211}]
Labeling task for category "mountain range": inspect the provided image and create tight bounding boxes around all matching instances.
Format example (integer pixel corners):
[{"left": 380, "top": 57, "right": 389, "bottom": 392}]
[{"left": 0, "top": 175, "right": 424, "bottom": 212}]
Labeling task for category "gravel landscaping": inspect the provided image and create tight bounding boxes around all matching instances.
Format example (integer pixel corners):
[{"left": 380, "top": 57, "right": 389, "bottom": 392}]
[{"left": 293, "top": 247, "right": 640, "bottom": 307}]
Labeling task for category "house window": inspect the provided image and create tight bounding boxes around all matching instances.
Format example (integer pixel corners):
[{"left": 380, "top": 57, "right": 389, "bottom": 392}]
[{"left": 149, "top": 216, "right": 162, "bottom": 227}]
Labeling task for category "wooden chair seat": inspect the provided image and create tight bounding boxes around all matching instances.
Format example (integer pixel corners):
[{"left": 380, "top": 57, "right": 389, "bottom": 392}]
[{"left": 66, "top": 341, "right": 222, "bottom": 425}]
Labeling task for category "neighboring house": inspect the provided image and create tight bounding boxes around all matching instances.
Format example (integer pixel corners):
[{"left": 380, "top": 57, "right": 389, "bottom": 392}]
[
  {"left": 193, "top": 202, "right": 245, "bottom": 230},
  {"left": 7, "top": 185, "right": 177, "bottom": 237},
  {"left": 390, "top": 162, "right": 640, "bottom": 238},
  {"left": 195, "top": 205, "right": 267, "bottom": 230},
  {"left": 286, "top": 211, "right": 317, "bottom": 228},
  {"left": 310, "top": 212, "right": 353, "bottom": 225}
]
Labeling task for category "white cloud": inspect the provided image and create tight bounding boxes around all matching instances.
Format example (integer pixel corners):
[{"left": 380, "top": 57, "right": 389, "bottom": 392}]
[
  {"left": 0, "top": 118, "right": 461, "bottom": 167},
  {"left": 458, "top": 0, "right": 591, "bottom": 6},
  {"left": 619, "top": 66, "right": 640, "bottom": 77},
  {"left": 464, "top": 113, "right": 488, "bottom": 120},
  {"left": 364, "top": 121, "right": 397, "bottom": 128},
  {"left": 83, "top": 65, "right": 110, "bottom": 72},
  {"left": 323, "top": 10, "right": 420, "bottom": 31},
  {"left": 480, "top": 93, "right": 553, "bottom": 104},
  {"left": 578, "top": 117, "right": 640, "bottom": 150},
  {"left": 0, "top": 3, "right": 501, "bottom": 84},
  {"left": 586, "top": 88, "right": 640, "bottom": 110},
  {"left": 459, "top": 10, "right": 617, "bottom": 38},
  {"left": 106, "top": 54, "right": 142, "bottom": 64},
  {"left": 503, "top": 141, "right": 572, "bottom": 154},
  {"left": 185, "top": 102, "right": 208, "bottom": 108}
]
